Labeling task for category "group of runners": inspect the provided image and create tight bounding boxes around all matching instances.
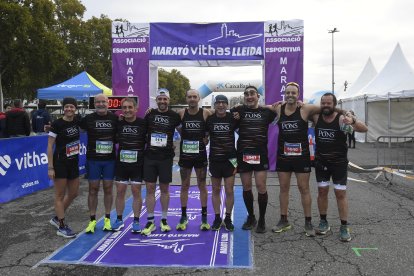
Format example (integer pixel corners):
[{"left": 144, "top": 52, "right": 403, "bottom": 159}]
[{"left": 47, "top": 82, "right": 367, "bottom": 242}]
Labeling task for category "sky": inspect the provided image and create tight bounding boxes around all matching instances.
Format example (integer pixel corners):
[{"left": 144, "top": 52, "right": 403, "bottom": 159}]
[{"left": 81, "top": 0, "right": 414, "bottom": 99}]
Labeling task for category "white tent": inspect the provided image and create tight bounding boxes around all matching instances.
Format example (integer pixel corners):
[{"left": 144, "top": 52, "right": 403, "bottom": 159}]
[
  {"left": 337, "top": 57, "right": 377, "bottom": 100},
  {"left": 339, "top": 43, "right": 414, "bottom": 142}
]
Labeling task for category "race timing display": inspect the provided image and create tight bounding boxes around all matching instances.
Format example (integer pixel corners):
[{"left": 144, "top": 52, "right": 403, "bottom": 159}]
[{"left": 88, "top": 96, "right": 138, "bottom": 110}]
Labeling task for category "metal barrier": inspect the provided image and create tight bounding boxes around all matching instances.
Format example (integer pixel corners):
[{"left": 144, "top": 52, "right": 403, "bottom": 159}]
[{"left": 376, "top": 136, "right": 414, "bottom": 184}]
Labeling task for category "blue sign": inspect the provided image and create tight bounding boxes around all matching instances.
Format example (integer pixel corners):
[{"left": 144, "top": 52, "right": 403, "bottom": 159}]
[{"left": 0, "top": 133, "right": 87, "bottom": 203}]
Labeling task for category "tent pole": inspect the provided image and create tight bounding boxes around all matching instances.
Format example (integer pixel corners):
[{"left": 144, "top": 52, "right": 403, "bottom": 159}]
[
  {"left": 388, "top": 93, "right": 391, "bottom": 148},
  {"left": 364, "top": 95, "right": 368, "bottom": 142}
]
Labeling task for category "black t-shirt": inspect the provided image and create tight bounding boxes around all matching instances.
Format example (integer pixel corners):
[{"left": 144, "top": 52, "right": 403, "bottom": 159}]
[
  {"left": 144, "top": 109, "right": 181, "bottom": 160},
  {"left": 49, "top": 118, "right": 80, "bottom": 162},
  {"left": 315, "top": 113, "right": 348, "bottom": 164},
  {"left": 116, "top": 118, "right": 147, "bottom": 165},
  {"left": 206, "top": 112, "right": 238, "bottom": 161},
  {"left": 231, "top": 105, "right": 276, "bottom": 155},
  {"left": 180, "top": 108, "right": 206, "bottom": 160},
  {"left": 277, "top": 104, "right": 310, "bottom": 159},
  {"left": 79, "top": 112, "right": 118, "bottom": 160}
]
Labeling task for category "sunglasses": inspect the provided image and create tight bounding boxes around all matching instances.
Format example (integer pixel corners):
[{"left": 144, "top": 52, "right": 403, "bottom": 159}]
[{"left": 286, "top": 82, "right": 300, "bottom": 89}]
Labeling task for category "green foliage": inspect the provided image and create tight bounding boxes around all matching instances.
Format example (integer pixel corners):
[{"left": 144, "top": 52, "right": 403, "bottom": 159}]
[
  {"left": 158, "top": 68, "right": 190, "bottom": 105},
  {"left": 0, "top": 0, "right": 112, "bottom": 100},
  {"left": 0, "top": 0, "right": 190, "bottom": 107}
]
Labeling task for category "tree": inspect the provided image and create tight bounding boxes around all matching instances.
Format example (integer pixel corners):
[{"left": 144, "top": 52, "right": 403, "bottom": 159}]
[{"left": 158, "top": 68, "right": 190, "bottom": 105}]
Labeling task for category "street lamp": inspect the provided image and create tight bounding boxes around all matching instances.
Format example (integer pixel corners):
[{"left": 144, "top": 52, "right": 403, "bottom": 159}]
[{"left": 328, "top": 28, "right": 339, "bottom": 94}]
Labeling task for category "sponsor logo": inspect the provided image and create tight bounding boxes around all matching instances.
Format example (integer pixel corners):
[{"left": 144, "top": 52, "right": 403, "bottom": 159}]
[
  {"left": 318, "top": 129, "right": 335, "bottom": 138},
  {"left": 244, "top": 112, "right": 262, "bottom": 119},
  {"left": 122, "top": 126, "right": 138, "bottom": 133},
  {"left": 213, "top": 124, "right": 230, "bottom": 131},
  {"left": 66, "top": 126, "right": 79, "bottom": 136},
  {"left": 154, "top": 115, "right": 169, "bottom": 124},
  {"left": 0, "top": 155, "right": 12, "bottom": 176},
  {"left": 95, "top": 121, "right": 113, "bottom": 128},
  {"left": 281, "top": 122, "right": 298, "bottom": 130},
  {"left": 185, "top": 122, "right": 201, "bottom": 129}
]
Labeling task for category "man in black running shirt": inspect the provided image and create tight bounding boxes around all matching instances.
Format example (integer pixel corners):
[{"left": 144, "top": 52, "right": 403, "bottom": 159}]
[
  {"left": 176, "top": 89, "right": 212, "bottom": 231},
  {"left": 80, "top": 94, "right": 118, "bottom": 234},
  {"left": 231, "top": 86, "right": 277, "bottom": 233},
  {"left": 312, "top": 93, "right": 367, "bottom": 242},
  {"left": 206, "top": 95, "right": 239, "bottom": 232},
  {"left": 141, "top": 88, "right": 181, "bottom": 236},
  {"left": 272, "top": 82, "right": 332, "bottom": 237},
  {"left": 111, "top": 98, "right": 147, "bottom": 233}
]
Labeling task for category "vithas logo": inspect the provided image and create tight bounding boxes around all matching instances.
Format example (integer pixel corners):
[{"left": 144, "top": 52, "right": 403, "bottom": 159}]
[{"left": 0, "top": 155, "right": 12, "bottom": 176}]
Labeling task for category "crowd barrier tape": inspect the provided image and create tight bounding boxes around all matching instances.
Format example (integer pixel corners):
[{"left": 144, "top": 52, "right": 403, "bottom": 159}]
[
  {"left": 0, "top": 133, "right": 87, "bottom": 203},
  {"left": 348, "top": 161, "right": 414, "bottom": 181}
]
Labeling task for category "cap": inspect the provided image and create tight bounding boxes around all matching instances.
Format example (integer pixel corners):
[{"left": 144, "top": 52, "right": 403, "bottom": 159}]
[
  {"left": 214, "top": 94, "right": 228, "bottom": 104},
  {"left": 156, "top": 88, "right": 170, "bottom": 99},
  {"left": 62, "top": 97, "right": 77, "bottom": 108}
]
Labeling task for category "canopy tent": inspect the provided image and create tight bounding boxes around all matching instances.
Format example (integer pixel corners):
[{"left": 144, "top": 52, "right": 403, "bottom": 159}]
[
  {"left": 339, "top": 44, "right": 414, "bottom": 142},
  {"left": 37, "top": 71, "right": 112, "bottom": 100},
  {"left": 337, "top": 57, "right": 377, "bottom": 100}
]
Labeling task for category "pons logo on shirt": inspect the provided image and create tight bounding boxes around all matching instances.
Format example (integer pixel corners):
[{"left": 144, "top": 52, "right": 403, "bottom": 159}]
[
  {"left": 95, "top": 121, "right": 113, "bottom": 128},
  {"left": 154, "top": 115, "right": 169, "bottom": 124},
  {"left": 15, "top": 151, "right": 48, "bottom": 170},
  {"left": 281, "top": 122, "right": 298, "bottom": 130}
]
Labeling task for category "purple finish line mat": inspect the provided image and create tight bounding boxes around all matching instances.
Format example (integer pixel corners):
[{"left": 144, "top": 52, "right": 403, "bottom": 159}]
[{"left": 40, "top": 186, "right": 252, "bottom": 268}]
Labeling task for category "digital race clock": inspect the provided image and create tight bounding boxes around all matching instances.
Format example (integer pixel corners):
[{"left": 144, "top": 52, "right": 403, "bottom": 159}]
[{"left": 88, "top": 96, "right": 138, "bottom": 110}]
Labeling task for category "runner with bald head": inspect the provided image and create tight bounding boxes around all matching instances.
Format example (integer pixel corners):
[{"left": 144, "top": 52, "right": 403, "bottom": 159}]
[
  {"left": 176, "top": 89, "right": 212, "bottom": 231},
  {"left": 80, "top": 93, "right": 118, "bottom": 233}
]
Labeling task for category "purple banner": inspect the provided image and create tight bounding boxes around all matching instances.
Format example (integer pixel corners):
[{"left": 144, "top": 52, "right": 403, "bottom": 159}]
[
  {"left": 150, "top": 22, "right": 264, "bottom": 60},
  {"left": 83, "top": 186, "right": 231, "bottom": 267},
  {"left": 112, "top": 23, "right": 150, "bottom": 118},
  {"left": 264, "top": 20, "right": 304, "bottom": 169}
]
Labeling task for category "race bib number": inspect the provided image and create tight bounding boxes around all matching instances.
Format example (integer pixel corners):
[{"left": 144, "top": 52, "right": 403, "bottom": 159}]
[
  {"left": 284, "top": 142, "right": 302, "bottom": 156},
  {"left": 66, "top": 140, "right": 80, "bottom": 157},
  {"left": 96, "top": 140, "right": 113, "bottom": 154},
  {"left": 120, "top": 150, "right": 138, "bottom": 163},
  {"left": 182, "top": 140, "right": 199, "bottom": 154},
  {"left": 229, "top": 158, "right": 238, "bottom": 168},
  {"left": 243, "top": 154, "right": 260, "bottom": 164},
  {"left": 151, "top": 133, "right": 167, "bottom": 147}
]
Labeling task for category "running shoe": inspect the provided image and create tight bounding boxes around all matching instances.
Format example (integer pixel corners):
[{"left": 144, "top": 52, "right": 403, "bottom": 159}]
[
  {"left": 57, "top": 225, "right": 76, "bottom": 238},
  {"left": 200, "top": 219, "right": 211, "bottom": 231},
  {"left": 111, "top": 219, "right": 124, "bottom": 231},
  {"left": 160, "top": 220, "right": 171, "bottom": 232},
  {"left": 85, "top": 220, "right": 97, "bottom": 234},
  {"left": 255, "top": 219, "right": 266, "bottom": 233},
  {"left": 241, "top": 215, "right": 257, "bottom": 230},
  {"left": 272, "top": 219, "right": 292, "bottom": 233},
  {"left": 176, "top": 216, "right": 188, "bottom": 231},
  {"left": 304, "top": 221, "right": 316, "bottom": 237},
  {"left": 141, "top": 221, "right": 156, "bottom": 236},
  {"left": 211, "top": 218, "right": 223, "bottom": 231},
  {"left": 316, "top": 220, "right": 331, "bottom": 235},
  {"left": 49, "top": 217, "right": 59, "bottom": 229},
  {"left": 131, "top": 221, "right": 142, "bottom": 233},
  {"left": 103, "top": 217, "right": 112, "bottom": 231},
  {"left": 223, "top": 218, "right": 234, "bottom": 232},
  {"left": 340, "top": 225, "right": 352, "bottom": 242}
]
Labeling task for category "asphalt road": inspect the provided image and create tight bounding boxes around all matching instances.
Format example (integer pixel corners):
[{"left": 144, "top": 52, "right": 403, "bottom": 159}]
[{"left": 1, "top": 142, "right": 414, "bottom": 276}]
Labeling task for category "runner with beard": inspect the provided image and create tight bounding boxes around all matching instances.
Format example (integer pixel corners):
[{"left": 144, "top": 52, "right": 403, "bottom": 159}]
[
  {"left": 231, "top": 86, "right": 277, "bottom": 233},
  {"left": 111, "top": 98, "right": 147, "bottom": 233},
  {"left": 80, "top": 94, "right": 118, "bottom": 233},
  {"left": 312, "top": 93, "right": 367, "bottom": 242},
  {"left": 176, "top": 89, "right": 212, "bottom": 231},
  {"left": 206, "top": 95, "right": 239, "bottom": 231},
  {"left": 272, "top": 82, "right": 343, "bottom": 237},
  {"left": 141, "top": 88, "right": 181, "bottom": 236}
]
